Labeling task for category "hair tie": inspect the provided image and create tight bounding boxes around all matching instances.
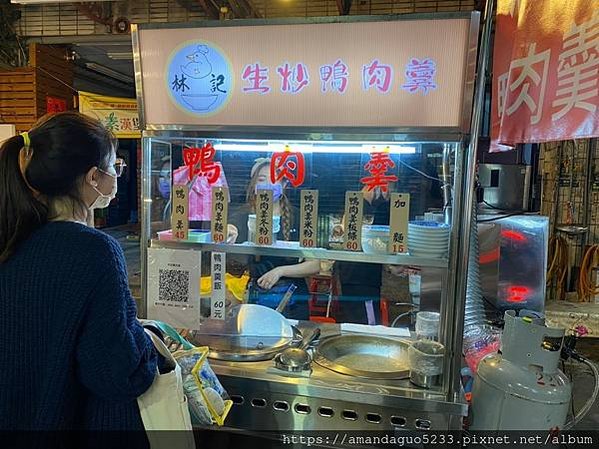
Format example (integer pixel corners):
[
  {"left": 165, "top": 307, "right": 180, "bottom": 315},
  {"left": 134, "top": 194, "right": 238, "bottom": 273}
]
[
  {"left": 20, "top": 132, "right": 31, "bottom": 151},
  {"left": 18, "top": 132, "right": 40, "bottom": 197}
]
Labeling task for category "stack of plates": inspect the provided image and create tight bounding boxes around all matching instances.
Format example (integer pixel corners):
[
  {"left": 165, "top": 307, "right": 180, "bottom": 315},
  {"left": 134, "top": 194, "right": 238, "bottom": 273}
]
[{"left": 408, "top": 221, "right": 450, "bottom": 258}]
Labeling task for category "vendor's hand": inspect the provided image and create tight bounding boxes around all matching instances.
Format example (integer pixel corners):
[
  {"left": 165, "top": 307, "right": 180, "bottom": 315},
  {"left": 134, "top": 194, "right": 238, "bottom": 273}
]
[
  {"left": 226, "top": 224, "right": 238, "bottom": 244},
  {"left": 257, "top": 267, "right": 283, "bottom": 290}
]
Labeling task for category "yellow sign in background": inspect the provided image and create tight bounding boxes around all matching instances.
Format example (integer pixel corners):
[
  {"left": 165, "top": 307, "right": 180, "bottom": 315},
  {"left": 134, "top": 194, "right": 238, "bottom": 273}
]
[{"left": 79, "top": 91, "right": 141, "bottom": 138}]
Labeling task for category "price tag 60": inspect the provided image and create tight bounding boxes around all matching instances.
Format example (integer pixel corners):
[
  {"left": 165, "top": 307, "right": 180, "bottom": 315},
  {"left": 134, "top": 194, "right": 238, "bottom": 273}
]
[
  {"left": 344, "top": 191, "right": 363, "bottom": 252},
  {"left": 256, "top": 189, "right": 274, "bottom": 246},
  {"left": 211, "top": 187, "right": 229, "bottom": 244},
  {"left": 210, "top": 252, "right": 226, "bottom": 320},
  {"left": 300, "top": 190, "right": 319, "bottom": 248}
]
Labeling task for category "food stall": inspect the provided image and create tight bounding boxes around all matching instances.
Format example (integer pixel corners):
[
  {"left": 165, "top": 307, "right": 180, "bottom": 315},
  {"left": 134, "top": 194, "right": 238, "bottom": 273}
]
[{"left": 132, "top": 8, "right": 488, "bottom": 436}]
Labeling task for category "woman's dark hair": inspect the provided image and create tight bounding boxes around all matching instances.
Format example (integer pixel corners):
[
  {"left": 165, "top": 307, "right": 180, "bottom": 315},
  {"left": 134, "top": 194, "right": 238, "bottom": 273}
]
[{"left": 0, "top": 111, "right": 117, "bottom": 263}]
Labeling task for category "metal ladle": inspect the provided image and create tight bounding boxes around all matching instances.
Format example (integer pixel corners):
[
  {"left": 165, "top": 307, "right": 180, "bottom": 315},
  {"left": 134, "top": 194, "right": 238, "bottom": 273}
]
[{"left": 274, "top": 328, "right": 321, "bottom": 372}]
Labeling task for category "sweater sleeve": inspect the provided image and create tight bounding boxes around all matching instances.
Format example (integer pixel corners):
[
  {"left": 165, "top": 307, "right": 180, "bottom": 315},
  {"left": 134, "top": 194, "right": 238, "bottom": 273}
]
[{"left": 76, "top": 235, "right": 157, "bottom": 402}]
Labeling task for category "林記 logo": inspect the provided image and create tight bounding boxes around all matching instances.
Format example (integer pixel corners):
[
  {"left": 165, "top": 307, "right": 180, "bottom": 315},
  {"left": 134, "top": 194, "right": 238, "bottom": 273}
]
[{"left": 167, "top": 42, "right": 233, "bottom": 115}]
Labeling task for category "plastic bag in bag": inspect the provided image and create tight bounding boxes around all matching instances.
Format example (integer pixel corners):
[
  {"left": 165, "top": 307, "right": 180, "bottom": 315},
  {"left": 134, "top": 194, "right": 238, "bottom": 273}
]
[{"left": 173, "top": 347, "right": 232, "bottom": 426}]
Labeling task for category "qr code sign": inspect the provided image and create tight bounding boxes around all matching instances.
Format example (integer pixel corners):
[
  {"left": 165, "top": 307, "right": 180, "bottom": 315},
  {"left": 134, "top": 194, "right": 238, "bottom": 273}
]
[{"left": 158, "top": 269, "right": 190, "bottom": 303}]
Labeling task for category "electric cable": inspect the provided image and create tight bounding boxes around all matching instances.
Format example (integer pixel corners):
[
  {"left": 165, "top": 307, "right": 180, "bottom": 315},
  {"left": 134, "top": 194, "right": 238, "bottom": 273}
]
[
  {"left": 477, "top": 211, "right": 535, "bottom": 222},
  {"left": 481, "top": 199, "right": 528, "bottom": 214},
  {"left": 577, "top": 244, "right": 599, "bottom": 302},
  {"left": 547, "top": 235, "right": 570, "bottom": 300},
  {"left": 397, "top": 159, "right": 445, "bottom": 184},
  {"left": 562, "top": 353, "right": 599, "bottom": 430}
]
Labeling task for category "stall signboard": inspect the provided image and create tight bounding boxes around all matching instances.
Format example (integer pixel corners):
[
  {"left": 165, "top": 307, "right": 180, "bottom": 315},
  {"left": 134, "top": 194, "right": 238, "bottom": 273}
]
[
  {"left": 134, "top": 16, "right": 475, "bottom": 129},
  {"left": 211, "top": 252, "right": 226, "bottom": 320},
  {"left": 211, "top": 187, "right": 229, "bottom": 243},
  {"left": 344, "top": 191, "right": 364, "bottom": 252},
  {"left": 256, "top": 188, "right": 274, "bottom": 245},
  {"left": 79, "top": 91, "right": 141, "bottom": 138},
  {"left": 300, "top": 190, "right": 318, "bottom": 248},
  {"left": 389, "top": 193, "right": 410, "bottom": 254},
  {"left": 172, "top": 185, "right": 189, "bottom": 240},
  {"left": 491, "top": 0, "right": 599, "bottom": 151},
  {"left": 147, "top": 247, "right": 201, "bottom": 329}
]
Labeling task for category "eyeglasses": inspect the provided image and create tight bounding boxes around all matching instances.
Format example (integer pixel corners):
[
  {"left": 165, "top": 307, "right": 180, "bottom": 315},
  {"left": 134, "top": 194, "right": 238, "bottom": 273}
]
[{"left": 113, "top": 158, "right": 127, "bottom": 177}]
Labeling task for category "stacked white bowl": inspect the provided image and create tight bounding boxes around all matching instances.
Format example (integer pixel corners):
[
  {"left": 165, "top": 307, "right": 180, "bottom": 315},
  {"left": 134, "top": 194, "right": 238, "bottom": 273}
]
[{"left": 408, "top": 221, "right": 450, "bottom": 258}]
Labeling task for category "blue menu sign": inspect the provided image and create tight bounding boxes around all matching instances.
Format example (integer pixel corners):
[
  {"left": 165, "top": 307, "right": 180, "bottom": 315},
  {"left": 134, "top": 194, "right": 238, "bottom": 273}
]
[{"left": 167, "top": 41, "right": 233, "bottom": 116}]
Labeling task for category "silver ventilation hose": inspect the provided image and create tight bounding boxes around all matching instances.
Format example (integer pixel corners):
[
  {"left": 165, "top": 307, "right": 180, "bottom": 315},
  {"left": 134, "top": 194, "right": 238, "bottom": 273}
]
[{"left": 464, "top": 196, "right": 487, "bottom": 331}]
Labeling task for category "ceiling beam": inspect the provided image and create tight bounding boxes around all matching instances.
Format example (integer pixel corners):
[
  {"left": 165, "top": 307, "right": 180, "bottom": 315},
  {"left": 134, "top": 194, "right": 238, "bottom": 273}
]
[
  {"left": 224, "top": 0, "right": 244, "bottom": 18},
  {"left": 27, "top": 35, "right": 131, "bottom": 45},
  {"left": 198, "top": 0, "right": 219, "bottom": 19},
  {"left": 234, "top": 0, "right": 262, "bottom": 18}
]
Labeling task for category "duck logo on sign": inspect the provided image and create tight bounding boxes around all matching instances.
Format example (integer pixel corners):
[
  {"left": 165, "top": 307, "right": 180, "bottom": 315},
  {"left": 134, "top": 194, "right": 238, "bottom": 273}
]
[{"left": 167, "top": 42, "right": 233, "bottom": 116}]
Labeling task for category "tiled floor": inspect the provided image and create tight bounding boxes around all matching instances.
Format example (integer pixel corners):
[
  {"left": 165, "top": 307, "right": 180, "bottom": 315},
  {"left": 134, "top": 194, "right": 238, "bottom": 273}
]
[{"left": 105, "top": 226, "right": 599, "bottom": 432}]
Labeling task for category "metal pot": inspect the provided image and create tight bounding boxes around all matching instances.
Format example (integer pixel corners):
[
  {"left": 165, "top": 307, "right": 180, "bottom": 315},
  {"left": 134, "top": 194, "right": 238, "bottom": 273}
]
[
  {"left": 274, "top": 328, "right": 321, "bottom": 372},
  {"left": 188, "top": 304, "right": 302, "bottom": 361},
  {"left": 314, "top": 334, "right": 410, "bottom": 379}
]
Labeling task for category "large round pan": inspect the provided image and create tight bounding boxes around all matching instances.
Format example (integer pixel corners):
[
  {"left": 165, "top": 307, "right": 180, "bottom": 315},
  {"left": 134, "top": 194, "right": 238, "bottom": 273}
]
[
  {"left": 188, "top": 304, "right": 302, "bottom": 361},
  {"left": 314, "top": 334, "right": 410, "bottom": 379}
]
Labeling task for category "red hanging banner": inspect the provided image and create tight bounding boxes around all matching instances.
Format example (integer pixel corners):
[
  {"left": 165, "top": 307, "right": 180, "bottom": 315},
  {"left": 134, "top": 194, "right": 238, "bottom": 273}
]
[{"left": 490, "top": 0, "right": 599, "bottom": 152}]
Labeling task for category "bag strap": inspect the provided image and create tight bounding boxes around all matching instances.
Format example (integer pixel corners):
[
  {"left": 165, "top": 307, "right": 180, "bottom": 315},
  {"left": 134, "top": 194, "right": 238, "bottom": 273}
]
[
  {"left": 144, "top": 328, "right": 178, "bottom": 368},
  {"left": 153, "top": 321, "right": 195, "bottom": 350}
]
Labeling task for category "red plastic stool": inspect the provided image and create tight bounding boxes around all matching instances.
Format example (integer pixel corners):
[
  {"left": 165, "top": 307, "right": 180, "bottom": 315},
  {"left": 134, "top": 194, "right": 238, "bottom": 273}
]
[{"left": 380, "top": 298, "right": 390, "bottom": 326}]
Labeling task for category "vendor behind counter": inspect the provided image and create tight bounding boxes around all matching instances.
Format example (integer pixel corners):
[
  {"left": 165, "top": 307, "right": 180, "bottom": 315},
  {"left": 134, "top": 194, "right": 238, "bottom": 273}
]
[
  {"left": 227, "top": 158, "right": 320, "bottom": 320},
  {"left": 335, "top": 187, "right": 390, "bottom": 325}
]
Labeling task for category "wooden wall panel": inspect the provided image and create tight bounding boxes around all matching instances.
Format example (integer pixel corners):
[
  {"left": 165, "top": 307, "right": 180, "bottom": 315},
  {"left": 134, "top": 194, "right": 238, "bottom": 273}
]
[
  {"left": 0, "top": 45, "right": 75, "bottom": 133},
  {"left": 0, "top": 69, "right": 36, "bottom": 133},
  {"left": 30, "top": 43, "right": 75, "bottom": 120}
]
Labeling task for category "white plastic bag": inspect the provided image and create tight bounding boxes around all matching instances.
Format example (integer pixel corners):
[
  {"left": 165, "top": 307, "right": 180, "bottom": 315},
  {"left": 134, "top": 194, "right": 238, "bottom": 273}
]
[{"left": 137, "top": 330, "right": 195, "bottom": 449}]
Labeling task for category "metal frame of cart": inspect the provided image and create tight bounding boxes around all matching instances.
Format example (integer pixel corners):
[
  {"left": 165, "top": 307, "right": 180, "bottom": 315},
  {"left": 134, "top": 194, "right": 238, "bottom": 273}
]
[{"left": 132, "top": 6, "right": 492, "bottom": 432}]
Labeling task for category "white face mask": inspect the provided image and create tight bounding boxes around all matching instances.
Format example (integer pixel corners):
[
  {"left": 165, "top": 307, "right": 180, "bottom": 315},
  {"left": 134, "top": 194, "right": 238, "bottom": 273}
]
[{"left": 89, "top": 169, "right": 117, "bottom": 209}]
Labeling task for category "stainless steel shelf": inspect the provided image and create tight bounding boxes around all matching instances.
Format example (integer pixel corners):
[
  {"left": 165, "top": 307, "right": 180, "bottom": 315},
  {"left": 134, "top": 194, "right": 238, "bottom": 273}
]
[{"left": 150, "top": 239, "right": 449, "bottom": 268}]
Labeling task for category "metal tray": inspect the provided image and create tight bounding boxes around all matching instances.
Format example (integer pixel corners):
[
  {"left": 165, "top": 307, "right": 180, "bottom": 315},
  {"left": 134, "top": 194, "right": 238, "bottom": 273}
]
[{"left": 314, "top": 334, "right": 411, "bottom": 379}]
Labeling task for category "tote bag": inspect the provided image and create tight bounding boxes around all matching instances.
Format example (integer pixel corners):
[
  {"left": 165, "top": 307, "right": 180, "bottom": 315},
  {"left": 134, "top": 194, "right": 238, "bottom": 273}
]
[{"left": 137, "top": 329, "right": 195, "bottom": 449}]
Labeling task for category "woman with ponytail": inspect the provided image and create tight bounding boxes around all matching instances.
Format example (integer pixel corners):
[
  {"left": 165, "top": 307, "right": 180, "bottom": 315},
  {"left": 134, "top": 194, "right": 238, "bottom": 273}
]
[
  {"left": 228, "top": 158, "right": 319, "bottom": 318},
  {"left": 0, "top": 112, "right": 157, "bottom": 439}
]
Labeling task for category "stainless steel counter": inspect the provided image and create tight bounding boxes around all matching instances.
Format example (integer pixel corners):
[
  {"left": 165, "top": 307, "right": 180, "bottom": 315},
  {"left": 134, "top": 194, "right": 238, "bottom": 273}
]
[{"left": 208, "top": 322, "right": 467, "bottom": 433}]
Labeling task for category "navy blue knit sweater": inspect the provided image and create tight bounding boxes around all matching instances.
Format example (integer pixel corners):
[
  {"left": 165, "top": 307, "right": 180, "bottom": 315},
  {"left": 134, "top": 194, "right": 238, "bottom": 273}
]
[{"left": 0, "top": 221, "right": 157, "bottom": 432}]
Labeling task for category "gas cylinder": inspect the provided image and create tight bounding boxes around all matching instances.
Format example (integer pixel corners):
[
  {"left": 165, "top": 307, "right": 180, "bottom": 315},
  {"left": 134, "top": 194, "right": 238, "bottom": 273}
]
[{"left": 470, "top": 310, "right": 571, "bottom": 430}]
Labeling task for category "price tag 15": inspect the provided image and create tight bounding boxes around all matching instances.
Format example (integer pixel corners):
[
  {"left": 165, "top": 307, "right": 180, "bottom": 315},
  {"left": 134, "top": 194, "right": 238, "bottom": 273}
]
[
  {"left": 389, "top": 193, "right": 409, "bottom": 254},
  {"left": 171, "top": 184, "right": 189, "bottom": 241},
  {"left": 344, "top": 191, "right": 363, "bottom": 252},
  {"left": 300, "top": 190, "right": 319, "bottom": 248},
  {"left": 211, "top": 187, "right": 229, "bottom": 244},
  {"left": 210, "top": 252, "right": 226, "bottom": 320},
  {"left": 256, "top": 188, "right": 273, "bottom": 246}
]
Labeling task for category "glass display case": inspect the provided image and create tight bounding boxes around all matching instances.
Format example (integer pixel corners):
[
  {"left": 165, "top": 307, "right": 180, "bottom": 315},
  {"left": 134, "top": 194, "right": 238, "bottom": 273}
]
[{"left": 133, "top": 10, "right": 485, "bottom": 433}]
